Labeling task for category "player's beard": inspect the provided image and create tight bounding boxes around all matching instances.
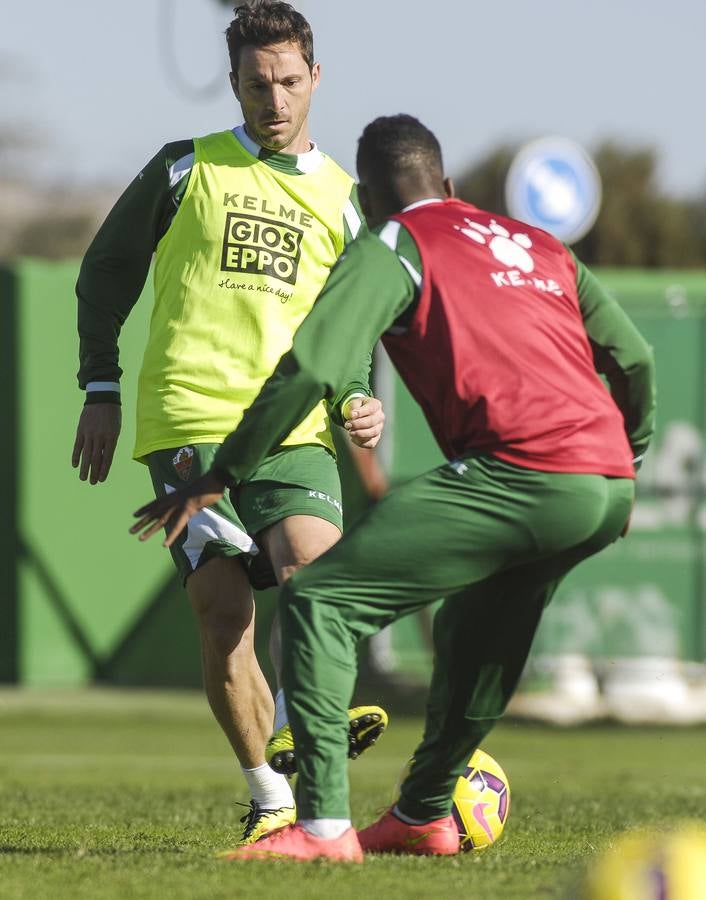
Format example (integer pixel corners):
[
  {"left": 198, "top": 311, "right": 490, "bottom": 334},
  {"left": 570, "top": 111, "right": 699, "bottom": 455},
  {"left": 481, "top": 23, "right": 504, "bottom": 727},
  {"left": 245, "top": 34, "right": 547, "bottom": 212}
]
[{"left": 251, "top": 103, "right": 311, "bottom": 154}]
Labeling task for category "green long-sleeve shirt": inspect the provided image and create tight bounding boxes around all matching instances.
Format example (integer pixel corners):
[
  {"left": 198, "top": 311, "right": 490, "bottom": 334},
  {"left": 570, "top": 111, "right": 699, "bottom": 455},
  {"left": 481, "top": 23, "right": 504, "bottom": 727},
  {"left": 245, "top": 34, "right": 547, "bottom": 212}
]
[{"left": 213, "top": 204, "right": 656, "bottom": 484}]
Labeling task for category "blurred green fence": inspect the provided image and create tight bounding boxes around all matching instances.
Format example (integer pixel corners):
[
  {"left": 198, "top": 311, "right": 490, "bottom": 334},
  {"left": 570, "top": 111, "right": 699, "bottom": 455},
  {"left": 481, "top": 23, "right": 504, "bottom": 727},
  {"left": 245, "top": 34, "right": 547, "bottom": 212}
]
[
  {"left": 0, "top": 262, "right": 704, "bottom": 686},
  {"left": 1, "top": 261, "right": 200, "bottom": 686}
]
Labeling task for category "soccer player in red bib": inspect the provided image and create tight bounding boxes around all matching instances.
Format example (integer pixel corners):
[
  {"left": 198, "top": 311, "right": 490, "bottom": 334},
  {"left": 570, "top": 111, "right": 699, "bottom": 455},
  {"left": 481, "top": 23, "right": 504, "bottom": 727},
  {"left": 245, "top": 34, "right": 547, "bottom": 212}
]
[{"left": 132, "top": 115, "right": 656, "bottom": 862}]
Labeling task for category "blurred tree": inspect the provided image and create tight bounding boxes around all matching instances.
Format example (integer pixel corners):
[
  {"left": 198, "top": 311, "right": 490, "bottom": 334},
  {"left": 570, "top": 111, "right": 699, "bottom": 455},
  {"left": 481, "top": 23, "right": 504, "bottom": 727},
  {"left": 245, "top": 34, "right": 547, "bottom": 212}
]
[
  {"left": 0, "top": 55, "right": 116, "bottom": 260},
  {"left": 573, "top": 144, "right": 702, "bottom": 267},
  {"left": 11, "top": 206, "right": 99, "bottom": 261},
  {"left": 0, "top": 123, "right": 113, "bottom": 262},
  {"left": 454, "top": 142, "right": 706, "bottom": 267},
  {"left": 686, "top": 191, "right": 706, "bottom": 264},
  {"left": 452, "top": 143, "right": 516, "bottom": 219}
]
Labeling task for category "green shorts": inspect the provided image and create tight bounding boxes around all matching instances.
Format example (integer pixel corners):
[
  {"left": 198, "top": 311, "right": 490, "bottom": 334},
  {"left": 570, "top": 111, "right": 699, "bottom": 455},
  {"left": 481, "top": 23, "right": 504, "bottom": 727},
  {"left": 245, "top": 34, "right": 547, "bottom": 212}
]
[{"left": 146, "top": 443, "right": 343, "bottom": 589}]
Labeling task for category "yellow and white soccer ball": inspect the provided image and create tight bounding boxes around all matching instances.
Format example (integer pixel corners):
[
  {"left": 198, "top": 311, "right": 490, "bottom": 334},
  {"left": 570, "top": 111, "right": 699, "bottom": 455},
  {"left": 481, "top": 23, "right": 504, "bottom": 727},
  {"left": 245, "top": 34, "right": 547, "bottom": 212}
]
[
  {"left": 583, "top": 824, "right": 706, "bottom": 899},
  {"left": 452, "top": 748, "right": 511, "bottom": 851}
]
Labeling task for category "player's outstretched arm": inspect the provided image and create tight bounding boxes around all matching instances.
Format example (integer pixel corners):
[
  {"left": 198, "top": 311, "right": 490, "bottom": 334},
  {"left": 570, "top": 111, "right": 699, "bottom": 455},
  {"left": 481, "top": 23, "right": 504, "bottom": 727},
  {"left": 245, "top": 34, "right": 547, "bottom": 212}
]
[
  {"left": 213, "top": 233, "right": 412, "bottom": 482},
  {"left": 71, "top": 403, "right": 122, "bottom": 485}
]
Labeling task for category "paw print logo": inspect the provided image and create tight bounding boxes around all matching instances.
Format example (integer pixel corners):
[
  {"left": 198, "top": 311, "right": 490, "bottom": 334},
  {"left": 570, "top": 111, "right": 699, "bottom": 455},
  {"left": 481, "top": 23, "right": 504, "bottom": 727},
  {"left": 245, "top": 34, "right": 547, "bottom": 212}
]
[{"left": 456, "top": 219, "right": 535, "bottom": 274}]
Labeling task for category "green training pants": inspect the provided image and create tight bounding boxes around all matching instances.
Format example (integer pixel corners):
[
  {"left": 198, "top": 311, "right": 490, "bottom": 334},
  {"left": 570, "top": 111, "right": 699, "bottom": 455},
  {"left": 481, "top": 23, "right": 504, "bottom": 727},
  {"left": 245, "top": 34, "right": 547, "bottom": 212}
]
[{"left": 280, "top": 453, "right": 634, "bottom": 821}]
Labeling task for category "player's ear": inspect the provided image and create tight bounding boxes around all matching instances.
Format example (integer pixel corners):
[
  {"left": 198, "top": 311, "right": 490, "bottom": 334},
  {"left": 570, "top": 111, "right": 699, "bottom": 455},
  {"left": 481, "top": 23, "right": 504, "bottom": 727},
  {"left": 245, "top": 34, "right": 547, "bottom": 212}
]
[
  {"left": 229, "top": 71, "right": 240, "bottom": 101},
  {"left": 444, "top": 177, "right": 455, "bottom": 199},
  {"left": 357, "top": 184, "right": 372, "bottom": 224},
  {"left": 310, "top": 61, "right": 321, "bottom": 92}
]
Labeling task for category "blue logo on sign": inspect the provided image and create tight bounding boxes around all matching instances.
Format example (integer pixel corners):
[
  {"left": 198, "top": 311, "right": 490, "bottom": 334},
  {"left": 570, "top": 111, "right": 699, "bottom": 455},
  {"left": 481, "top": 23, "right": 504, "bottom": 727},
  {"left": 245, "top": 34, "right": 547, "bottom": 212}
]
[{"left": 505, "top": 138, "right": 602, "bottom": 244}]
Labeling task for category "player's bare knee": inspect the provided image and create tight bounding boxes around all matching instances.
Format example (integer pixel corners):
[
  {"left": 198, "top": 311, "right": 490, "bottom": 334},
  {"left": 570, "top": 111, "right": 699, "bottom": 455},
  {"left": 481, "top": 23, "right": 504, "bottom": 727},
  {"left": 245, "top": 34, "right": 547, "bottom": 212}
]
[
  {"left": 191, "top": 588, "right": 255, "bottom": 653},
  {"left": 203, "top": 609, "right": 255, "bottom": 661}
]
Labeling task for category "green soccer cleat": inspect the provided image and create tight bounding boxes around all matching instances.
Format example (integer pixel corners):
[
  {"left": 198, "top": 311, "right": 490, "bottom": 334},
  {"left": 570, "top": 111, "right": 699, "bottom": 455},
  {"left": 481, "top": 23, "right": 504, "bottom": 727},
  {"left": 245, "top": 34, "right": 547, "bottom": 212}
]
[
  {"left": 225, "top": 800, "right": 297, "bottom": 849},
  {"left": 266, "top": 705, "right": 389, "bottom": 776}
]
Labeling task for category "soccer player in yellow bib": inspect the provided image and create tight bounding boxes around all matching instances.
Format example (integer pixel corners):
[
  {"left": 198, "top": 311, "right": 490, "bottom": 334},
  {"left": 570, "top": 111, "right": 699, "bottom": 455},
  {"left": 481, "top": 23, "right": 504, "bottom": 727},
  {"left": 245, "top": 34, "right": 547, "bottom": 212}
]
[{"left": 71, "top": 1, "right": 387, "bottom": 845}]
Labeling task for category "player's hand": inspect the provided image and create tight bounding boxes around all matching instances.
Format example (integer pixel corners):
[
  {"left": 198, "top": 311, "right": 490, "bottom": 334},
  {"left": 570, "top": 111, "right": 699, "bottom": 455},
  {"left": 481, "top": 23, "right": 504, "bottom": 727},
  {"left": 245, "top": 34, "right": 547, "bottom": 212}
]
[
  {"left": 343, "top": 396, "right": 385, "bottom": 449},
  {"left": 130, "top": 471, "right": 228, "bottom": 547},
  {"left": 72, "top": 403, "right": 122, "bottom": 485}
]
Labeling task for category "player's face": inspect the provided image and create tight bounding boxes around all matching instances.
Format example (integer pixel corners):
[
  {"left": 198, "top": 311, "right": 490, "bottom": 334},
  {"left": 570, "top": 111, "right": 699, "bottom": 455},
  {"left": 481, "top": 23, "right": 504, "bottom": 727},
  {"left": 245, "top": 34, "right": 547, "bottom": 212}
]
[{"left": 231, "top": 42, "right": 320, "bottom": 154}]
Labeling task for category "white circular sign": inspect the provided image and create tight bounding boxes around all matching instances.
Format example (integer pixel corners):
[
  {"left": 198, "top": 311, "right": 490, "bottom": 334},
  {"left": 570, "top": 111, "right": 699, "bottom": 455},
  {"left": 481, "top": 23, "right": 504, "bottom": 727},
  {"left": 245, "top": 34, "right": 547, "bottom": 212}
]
[{"left": 505, "top": 137, "right": 602, "bottom": 244}]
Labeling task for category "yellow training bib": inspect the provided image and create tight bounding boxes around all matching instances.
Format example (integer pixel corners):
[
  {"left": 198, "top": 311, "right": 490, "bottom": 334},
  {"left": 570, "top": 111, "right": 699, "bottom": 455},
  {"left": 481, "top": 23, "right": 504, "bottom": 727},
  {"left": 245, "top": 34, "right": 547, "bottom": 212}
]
[{"left": 134, "top": 129, "right": 355, "bottom": 460}]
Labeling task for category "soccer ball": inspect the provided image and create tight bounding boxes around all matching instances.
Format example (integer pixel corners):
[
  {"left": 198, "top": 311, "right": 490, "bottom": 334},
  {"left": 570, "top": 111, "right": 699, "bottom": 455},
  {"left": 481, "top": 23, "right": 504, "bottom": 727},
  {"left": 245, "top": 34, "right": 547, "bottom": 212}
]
[
  {"left": 582, "top": 824, "right": 706, "bottom": 899},
  {"left": 452, "top": 748, "right": 511, "bottom": 851}
]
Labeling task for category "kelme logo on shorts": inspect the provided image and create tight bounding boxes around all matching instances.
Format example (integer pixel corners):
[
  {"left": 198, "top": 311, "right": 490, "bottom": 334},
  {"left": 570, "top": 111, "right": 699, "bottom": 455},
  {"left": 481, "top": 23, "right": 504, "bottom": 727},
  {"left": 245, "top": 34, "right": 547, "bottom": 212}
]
[
  {"left": 221, "top": 212, "right": 303, "bottom": 286},
  {"left": 173, "top": 446, "right": 194, "bottom": 482},
  {"left": 308, "top": 490, "right": 343, "bottom": 515}
]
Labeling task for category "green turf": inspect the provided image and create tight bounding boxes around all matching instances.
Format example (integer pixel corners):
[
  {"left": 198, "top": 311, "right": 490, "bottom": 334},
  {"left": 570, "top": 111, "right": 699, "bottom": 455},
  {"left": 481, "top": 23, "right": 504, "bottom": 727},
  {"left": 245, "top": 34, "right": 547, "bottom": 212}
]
[{"left": 1, "top": 690, "right": 704, "bottom": 899}]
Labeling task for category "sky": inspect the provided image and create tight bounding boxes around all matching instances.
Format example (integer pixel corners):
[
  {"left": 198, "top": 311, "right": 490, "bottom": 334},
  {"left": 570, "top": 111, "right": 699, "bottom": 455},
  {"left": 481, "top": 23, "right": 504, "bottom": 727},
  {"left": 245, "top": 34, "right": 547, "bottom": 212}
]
[{"left": 2, "top": 0, "right": 705, "bottom": 198}]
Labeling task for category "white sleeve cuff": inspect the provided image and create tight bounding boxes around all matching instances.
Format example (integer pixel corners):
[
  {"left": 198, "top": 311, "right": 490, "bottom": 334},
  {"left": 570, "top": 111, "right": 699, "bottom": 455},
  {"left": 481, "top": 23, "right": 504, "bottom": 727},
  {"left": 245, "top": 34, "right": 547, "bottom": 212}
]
[{"left": 341, "top": 392, "right": 368, "bottom": 420}]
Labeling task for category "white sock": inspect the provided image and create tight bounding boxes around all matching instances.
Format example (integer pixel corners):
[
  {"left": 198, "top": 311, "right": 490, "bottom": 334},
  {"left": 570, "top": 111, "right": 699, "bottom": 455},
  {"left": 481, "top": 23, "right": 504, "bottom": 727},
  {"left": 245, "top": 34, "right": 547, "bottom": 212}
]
[
  {"left": 392, "top": 804, "right": 428, "bottom": 825},
  {"left": 274, "top": 688, "right": 288, "bottom": 731},
  {"left": 300, "top": 818, "right": 352, "bottom": 839},
  {"left": 241, "top": 763, "right": 294, "bottom": 810}
]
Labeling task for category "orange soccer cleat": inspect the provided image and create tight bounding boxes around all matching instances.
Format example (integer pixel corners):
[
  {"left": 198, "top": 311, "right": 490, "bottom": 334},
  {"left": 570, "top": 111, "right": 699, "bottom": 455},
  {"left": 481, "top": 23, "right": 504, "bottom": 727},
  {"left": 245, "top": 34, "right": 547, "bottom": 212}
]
[
  {"left": 357, "top": 808, "right": 460, "bottom": 856},
  {"left": 218, "top": 823, "right": 364, "bottom": 863}
]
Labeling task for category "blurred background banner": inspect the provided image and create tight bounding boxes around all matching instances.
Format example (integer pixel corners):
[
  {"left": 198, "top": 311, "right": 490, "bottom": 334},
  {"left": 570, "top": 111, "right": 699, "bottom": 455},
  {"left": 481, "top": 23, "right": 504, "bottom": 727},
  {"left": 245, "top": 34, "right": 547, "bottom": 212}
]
[{"left": 0, "top": 262, "right": 201, "bottom": 687}]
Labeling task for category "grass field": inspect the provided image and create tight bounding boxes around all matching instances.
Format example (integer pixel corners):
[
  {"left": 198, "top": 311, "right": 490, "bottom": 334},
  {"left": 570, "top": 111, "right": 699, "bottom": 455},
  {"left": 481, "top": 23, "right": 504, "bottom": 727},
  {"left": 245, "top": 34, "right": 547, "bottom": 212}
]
[{"left": 1, "top": 690, "right": 705, "bottom": 899}]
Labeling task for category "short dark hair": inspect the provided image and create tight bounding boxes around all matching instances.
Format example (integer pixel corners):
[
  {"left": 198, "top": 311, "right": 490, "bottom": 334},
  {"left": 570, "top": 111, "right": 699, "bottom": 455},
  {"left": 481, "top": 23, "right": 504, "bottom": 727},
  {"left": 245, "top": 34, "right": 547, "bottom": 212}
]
[
  {"left": 226, "top": 1, "right": 314, "bottom": 73},
  {"left": 357, "top": 115, "right": 444, "bottom": 181}
]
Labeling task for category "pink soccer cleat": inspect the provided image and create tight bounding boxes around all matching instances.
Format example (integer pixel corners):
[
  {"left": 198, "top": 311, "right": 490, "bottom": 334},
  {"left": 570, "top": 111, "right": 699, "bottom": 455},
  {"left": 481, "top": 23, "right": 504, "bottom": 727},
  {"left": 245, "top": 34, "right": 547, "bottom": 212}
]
[
  {"left": 357, "top": 808, "right": 460, "bottom": 856},
  {"left": 218, "top": 823, "right": 364, "bottom": 863}
]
